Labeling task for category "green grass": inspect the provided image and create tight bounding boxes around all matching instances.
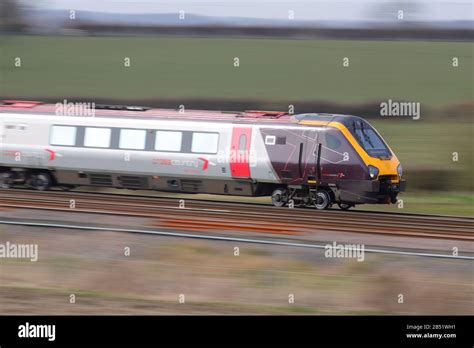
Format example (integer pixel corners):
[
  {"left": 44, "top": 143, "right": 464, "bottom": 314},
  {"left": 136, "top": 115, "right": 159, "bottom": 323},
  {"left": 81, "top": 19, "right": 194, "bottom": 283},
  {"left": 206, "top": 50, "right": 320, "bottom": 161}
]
[
  {"left": 373, "top": 121, "right": 473, "bottom": 168},
  {"left": 372, "top": 120, "right": 473, "bottom": 191},
  {"left": 360, "top": 191, "right": 473, "bottom": 216},
  {"left": 0, "top": 285, "right": 322, "bottom": 314},
  {"left": 1, "top": 35, "right": 472, "bottom": 107}
]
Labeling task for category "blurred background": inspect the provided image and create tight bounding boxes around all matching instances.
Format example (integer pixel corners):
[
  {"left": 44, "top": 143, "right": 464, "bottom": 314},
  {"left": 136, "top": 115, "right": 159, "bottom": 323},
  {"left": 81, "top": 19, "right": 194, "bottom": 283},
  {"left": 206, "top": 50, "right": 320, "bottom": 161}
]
[{"left": 0, "top": 0, "right": 473, "bottom": 215}]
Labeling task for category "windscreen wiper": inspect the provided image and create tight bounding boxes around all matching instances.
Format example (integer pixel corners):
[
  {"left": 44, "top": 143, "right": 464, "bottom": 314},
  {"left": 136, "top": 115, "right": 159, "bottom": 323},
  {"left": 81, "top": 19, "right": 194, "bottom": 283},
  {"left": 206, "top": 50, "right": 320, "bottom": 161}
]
[
  {"left": 360, "top": 122, "right": 375, "bottom": 149},
  {"left": 352, "top": 121, "right": 363, "bottom": 143}
]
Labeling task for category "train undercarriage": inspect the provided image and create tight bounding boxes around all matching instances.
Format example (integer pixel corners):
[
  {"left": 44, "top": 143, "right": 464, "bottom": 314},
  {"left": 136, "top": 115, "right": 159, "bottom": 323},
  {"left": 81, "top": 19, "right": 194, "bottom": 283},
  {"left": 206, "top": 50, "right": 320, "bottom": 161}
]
[
  {"left": 0, "top": 168, "right": 65, "bottom": 191},
  {"left": 270, "top": 185, "right": 353, "bottom": 210},
  {"left": 0, "top": 166, "right": 402, "bottom": 211}
]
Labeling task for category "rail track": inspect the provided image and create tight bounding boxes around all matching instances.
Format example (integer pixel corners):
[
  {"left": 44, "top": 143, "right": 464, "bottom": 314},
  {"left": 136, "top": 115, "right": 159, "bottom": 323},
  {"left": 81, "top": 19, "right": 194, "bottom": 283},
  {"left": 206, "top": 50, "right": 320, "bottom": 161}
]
[
  {"left": 1, "top": 218, "right": 473, "bottom": 260},
  {"left": 0, "top": 188, "right": 473, "bottom": 242}
]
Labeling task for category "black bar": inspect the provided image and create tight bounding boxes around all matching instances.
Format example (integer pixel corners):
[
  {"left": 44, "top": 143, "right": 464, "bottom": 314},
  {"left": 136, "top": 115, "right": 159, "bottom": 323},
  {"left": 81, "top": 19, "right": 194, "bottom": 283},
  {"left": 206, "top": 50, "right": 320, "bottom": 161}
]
[{"left": 0, "top": 315, "right": 472, "bottom": 346}]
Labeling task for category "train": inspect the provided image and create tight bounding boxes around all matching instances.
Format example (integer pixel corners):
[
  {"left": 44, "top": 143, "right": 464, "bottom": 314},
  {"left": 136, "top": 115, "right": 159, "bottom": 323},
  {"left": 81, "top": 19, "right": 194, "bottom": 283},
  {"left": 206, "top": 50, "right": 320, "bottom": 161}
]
[{"left": 0, "top": 100, "right": 405, "bottom": 210}]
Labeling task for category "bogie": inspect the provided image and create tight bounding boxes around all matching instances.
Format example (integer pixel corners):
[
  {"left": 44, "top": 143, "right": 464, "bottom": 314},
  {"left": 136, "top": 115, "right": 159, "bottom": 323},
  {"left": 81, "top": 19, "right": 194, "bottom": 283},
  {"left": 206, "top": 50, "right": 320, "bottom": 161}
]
[
  {"left": 0, "top": 171, "right": 14, "bottom": 189},
  {"left": 271, "top": 188, "right": 288, "bottom": 207},
  {"left": 0, "top": 168, "right": 55, "bottom": 191},
  {"left": 28, "top": 172, "right": 53, "bottom": 191}
]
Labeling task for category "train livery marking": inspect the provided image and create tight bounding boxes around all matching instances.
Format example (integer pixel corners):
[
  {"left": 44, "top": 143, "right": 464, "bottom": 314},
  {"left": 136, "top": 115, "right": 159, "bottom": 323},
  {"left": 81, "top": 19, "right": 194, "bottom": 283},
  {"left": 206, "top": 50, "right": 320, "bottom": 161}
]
[
  {"left": 230, "top": 127, "right": 252, "bottom": 178},
  {"left": 45, "top": 149, "right": 56, "bottom": 161}
]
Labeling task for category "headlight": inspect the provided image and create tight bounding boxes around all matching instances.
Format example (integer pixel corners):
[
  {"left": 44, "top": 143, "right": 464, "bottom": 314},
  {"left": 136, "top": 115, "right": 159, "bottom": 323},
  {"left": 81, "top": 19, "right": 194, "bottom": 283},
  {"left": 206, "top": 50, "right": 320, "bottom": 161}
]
[
  {"left": 397, "top": 163, "right": 403, "bottom": 177},
  {"left": 368, "top": 165, "right": 379, "bottom": 179}
]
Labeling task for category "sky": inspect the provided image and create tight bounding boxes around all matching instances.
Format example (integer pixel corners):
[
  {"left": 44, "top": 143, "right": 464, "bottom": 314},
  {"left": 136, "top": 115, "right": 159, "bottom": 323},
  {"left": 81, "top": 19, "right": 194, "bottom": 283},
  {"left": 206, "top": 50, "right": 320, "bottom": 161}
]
[{"left": 33, "top": 0, "right": 474, "bottom": 22}]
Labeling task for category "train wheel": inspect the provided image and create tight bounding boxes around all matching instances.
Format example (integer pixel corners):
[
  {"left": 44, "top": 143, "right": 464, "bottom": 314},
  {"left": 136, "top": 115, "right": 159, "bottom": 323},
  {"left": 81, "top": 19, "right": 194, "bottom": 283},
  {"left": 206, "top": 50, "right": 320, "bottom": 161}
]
[
  {"left": 338, "top": 203, "right": 352, "bottom": 211},
  {"left": 271, "top": 188, "right": 288, "bottom": 207},
  {"left": 0, "top": 171, "right": 13, "bottom": 189},
  {"left": 30, "top": 172, "right": 53, "bottom": 191},
  {"left": 314, "top": 190, "right": 331, "bottom": 210}
]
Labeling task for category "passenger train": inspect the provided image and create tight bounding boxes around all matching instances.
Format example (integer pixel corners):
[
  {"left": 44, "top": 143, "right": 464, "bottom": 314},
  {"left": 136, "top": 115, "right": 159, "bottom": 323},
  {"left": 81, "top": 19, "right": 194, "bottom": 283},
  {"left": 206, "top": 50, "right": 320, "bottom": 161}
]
[{"left": 0, "top": 100, "right": 405, "bottom": 210}]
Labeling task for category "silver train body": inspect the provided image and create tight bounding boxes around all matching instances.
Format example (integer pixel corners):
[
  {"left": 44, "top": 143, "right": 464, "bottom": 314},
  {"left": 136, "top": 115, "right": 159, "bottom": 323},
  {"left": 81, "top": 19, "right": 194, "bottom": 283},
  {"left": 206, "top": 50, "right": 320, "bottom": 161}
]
[
  {"left": 0, "top": 102, "right": 405, "bottom": 209},
  {"left": 0, "top": 112, "right": 284, "bottom": 196}
]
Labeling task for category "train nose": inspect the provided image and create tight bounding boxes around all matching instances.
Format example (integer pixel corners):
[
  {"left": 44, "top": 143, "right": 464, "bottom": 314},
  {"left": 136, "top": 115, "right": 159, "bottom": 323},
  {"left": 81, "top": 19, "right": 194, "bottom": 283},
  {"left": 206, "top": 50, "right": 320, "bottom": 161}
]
[
  {"left": 378, "top": 174, "right": 406, "bottom": 204},
  {"left": 391, "top": 183, "right": 401, "bottom": 191},
  {"left": 378, "top": 160, "right": 399, "bottom": 176},
  {"left": 379, "top": 175, "right": 406, "bottom": 192}
]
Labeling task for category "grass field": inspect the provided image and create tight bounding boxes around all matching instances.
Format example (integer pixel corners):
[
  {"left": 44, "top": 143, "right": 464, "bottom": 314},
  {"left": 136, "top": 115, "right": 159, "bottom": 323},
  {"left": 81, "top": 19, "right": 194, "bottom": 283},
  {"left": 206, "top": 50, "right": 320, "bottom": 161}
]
[
  {"left": 2, "top": 225, "right": 473, "bottom": 314},
  {"left": 372, "top": 120, "right": 473, "bottom": 192},
  {"left": 1, "top": 35, "right": 472, "bottom": 107}
]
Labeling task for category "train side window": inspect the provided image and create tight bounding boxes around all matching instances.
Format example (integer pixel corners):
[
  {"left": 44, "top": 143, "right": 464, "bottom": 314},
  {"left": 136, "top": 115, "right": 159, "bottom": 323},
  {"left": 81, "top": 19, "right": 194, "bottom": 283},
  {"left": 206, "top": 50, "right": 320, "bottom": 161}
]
[
  {"left": 155, "top": 130, "right": 182, "bottom": 152},
  {"left": 50, "top": 125, "right": 77, "bottom": 146},
  {"left": 276, "top": 136, "right": 286, "bottom": 145},
  {"left": 238, "top": 134, "right": 247, "bottom": 151},
  {"left": 325, "top": 133, "right": 342, "bottom": 150},
  {"left": 119, "top": 129, "right": 146, "bottom": 150},
  {"left": 18, "top": 124, "right": 28, "bottom": 132},
  {"left": 84, "top": 127, "right": 112, "bottom": 148},
  {"left": 265, "top": 135, "right": 276, "bottom": 145},
  {"left": 191, "top": 132, "right": 219, "bottom": 154}
]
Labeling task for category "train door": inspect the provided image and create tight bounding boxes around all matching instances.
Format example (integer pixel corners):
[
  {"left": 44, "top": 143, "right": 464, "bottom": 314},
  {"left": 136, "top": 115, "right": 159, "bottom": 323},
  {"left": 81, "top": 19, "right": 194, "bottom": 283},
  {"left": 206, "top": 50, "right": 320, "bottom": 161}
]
[
  {"left": 0, "top": 119, "right": 3, "bottom": 168},
  {"left": 230, "top": 127, "right": 252, "bottom": 178},
  {"left": 0, "top": 118, "right": 3, "bottom": 150},
  {"left": 304, "top": 129, "right": 320, "bottom": 181}
]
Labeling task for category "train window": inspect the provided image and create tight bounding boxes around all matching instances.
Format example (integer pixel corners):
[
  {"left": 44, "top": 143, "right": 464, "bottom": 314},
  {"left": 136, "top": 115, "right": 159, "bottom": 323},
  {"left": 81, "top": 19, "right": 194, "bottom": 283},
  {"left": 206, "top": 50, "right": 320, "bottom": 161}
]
[
  {"left": 84, "top": 127, "right": 112, "bottom": 148},
  {"left": 265, "top": 135, "right": 276, "bottom": 145},
  {"left": 17, "top": 124, "right": 28, "bottom": 132},
  {"left": 354, "top": 128, "right": 389, "bottom": 157},
  {"left": 238, "top": 134, "right": 247, "bottom": 151},
  {"left": 119, "top": 129, "right": 147, "bottom": 150},
  {"left": 276, "top": 136, "right": 286, "bottom": 145},
  {"left": 155, "top": 131, "right": 182, "bottom": 152},
  {"left": 191, "top": 132, "right": 219, "bottom": 154},
  {"left": 325, "top": 133, "right": 342, "bottom": 150},
  {"left": 50, "top": 125, "right": 77, "bottom": 146}
]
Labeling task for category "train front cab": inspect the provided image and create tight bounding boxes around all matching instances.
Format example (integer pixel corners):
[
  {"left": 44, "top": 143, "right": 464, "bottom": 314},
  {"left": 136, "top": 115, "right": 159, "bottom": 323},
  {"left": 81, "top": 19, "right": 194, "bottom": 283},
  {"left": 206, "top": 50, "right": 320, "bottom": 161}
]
[
  {"left": 300, "top": 115, "right": 406, "bottom": 209},
  {"left": 329, "top": 118, "right": 406, "bottom": 206}
]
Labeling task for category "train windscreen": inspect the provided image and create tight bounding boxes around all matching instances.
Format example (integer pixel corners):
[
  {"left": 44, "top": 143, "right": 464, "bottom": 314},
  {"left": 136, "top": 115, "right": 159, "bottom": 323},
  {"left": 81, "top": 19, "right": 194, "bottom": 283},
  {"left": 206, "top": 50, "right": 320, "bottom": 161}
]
[{"left": 350, "top": 122, "right": 391, "bottom": 158}]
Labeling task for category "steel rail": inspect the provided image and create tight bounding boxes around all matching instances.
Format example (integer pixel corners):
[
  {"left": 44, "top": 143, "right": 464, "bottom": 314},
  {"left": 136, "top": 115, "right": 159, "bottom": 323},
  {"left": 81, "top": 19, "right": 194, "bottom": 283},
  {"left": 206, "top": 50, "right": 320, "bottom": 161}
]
[
  {"left": 0, "top": 219, "right": 472, "bottom": 261},
  {"left": 0, "top": 189, "right": 472, "bottom": 241},
  {"left": 2, "top": 188, "right": 472, "bottom": 222}
]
